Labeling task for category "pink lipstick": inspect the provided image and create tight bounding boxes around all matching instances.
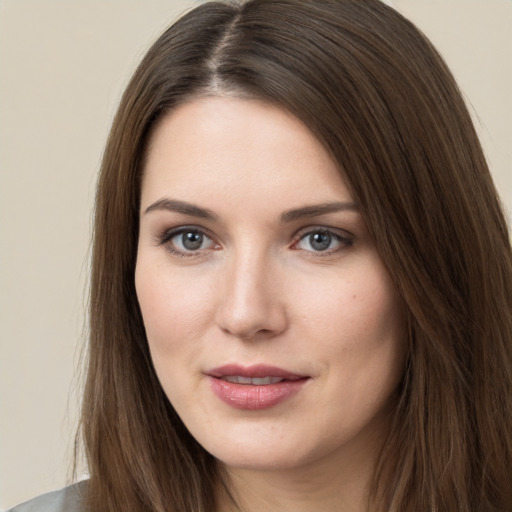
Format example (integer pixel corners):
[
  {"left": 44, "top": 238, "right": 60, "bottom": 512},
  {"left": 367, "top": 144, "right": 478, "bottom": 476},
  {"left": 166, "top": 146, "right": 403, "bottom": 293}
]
[{"left": 207, "top": 364, "right": 309, "bottom": 410}]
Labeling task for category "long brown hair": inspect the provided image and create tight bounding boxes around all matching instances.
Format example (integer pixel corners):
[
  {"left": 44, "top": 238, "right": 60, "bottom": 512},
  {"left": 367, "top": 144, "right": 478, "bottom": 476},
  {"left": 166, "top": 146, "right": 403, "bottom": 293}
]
[{"left": 79, "top": 1, "right": 512, "bottom": 510}]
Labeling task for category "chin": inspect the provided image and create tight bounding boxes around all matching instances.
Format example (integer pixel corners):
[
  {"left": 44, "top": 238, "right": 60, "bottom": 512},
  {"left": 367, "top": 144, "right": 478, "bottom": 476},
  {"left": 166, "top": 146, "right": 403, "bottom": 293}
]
[{"left": 199, "top": 429, "right": 339, "bottom": 473}]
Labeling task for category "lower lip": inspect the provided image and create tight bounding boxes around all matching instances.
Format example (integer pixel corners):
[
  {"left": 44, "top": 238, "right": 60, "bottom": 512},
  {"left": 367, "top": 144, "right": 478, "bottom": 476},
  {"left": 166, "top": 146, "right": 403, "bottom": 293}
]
[{"left": 208, "top": 377, "right": 308, "bottom": 410}]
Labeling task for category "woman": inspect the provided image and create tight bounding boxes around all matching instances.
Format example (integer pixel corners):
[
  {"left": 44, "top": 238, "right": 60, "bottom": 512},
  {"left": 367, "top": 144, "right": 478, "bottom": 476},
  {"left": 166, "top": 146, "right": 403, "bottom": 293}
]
[{"left": 10, "top": 0, "right": 512, "bottom": 511}]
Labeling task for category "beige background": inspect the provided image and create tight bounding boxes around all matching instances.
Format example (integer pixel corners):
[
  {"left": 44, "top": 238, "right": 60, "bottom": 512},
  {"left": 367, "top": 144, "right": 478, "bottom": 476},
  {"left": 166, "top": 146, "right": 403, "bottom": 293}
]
[{"left": 0, "top": 0, "right": 510, "bottom": 509}]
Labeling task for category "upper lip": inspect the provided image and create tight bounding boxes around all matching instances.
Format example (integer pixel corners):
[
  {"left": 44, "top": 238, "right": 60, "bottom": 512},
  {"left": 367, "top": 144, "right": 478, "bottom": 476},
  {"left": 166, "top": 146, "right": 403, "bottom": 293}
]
[{"left": 207, "top": 364, "right": 306, "bottom": 381}]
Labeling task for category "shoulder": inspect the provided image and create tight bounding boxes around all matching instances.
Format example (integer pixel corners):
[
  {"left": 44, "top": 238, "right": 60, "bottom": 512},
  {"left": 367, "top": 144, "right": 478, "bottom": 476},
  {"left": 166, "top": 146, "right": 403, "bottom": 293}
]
[{"left": 6, "top": 481, "right": 87, "bottom": 512}]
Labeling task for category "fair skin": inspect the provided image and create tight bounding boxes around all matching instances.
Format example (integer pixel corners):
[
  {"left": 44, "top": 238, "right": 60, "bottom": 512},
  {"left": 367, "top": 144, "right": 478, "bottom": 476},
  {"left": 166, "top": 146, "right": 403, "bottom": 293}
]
[{"left": 135, "top": 97, "right": 405, "bottom": 512}]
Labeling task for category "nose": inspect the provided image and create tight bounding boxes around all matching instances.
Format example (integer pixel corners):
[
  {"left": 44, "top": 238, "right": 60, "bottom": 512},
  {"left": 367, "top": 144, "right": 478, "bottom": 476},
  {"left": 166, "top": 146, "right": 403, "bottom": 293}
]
[{"left": 214, "top": 251, "right": 288, "bottom": 340}]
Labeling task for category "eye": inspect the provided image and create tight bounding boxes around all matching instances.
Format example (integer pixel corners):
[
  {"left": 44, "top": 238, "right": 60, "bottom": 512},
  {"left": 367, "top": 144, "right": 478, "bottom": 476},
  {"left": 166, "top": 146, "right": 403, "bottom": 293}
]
[
  {"left": 159, "top": 227, "right": 217, "bottom": 256},
  {"left": 294, "top": 229, "right": 352, "bottom": 253}
]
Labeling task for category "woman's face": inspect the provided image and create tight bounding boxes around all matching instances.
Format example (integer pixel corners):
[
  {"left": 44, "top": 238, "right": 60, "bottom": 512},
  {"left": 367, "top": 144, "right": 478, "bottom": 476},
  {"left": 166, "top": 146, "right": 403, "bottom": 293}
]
[{"left": 136, "top": 97, "right": 406, "bottom": 473}]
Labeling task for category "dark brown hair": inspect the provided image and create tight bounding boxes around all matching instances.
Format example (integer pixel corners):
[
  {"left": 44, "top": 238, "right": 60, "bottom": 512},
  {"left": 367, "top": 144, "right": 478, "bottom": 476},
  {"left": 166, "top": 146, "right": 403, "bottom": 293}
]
[{"left": 79, "top": 1, "right": 512, "bottom": 510}]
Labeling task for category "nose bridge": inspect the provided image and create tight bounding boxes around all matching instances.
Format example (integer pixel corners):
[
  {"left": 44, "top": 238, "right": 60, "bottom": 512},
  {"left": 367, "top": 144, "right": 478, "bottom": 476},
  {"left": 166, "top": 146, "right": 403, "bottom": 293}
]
[{"left": 215, "top": 243, "right": 286, "bottom": 339}]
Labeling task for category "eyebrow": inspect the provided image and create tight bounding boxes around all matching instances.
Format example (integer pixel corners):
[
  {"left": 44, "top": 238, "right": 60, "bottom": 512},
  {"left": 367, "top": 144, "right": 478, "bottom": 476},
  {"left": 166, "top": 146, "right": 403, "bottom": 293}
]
[
  {"left": 280, "top": 202, "right": 359, "bottom": 222},
  {"left": 144, "top": 198, "right": 358, "bottom": 222},
  {"left": 144, "top": 198, "right": 217, "bottom": 220}
]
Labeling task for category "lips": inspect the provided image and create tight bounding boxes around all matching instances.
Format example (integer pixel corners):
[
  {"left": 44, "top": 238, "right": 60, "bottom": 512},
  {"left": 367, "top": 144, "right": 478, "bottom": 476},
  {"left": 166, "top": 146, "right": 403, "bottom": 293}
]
[{"left": 207, "top": 364, "right": 309, "bottom": 410}]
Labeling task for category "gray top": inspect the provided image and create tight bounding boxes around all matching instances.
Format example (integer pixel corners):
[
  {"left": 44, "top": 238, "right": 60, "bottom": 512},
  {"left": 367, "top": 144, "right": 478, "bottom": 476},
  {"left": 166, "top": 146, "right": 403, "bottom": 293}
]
[{"left": 7, "top": 482, "right": 86, "bottom": 512}]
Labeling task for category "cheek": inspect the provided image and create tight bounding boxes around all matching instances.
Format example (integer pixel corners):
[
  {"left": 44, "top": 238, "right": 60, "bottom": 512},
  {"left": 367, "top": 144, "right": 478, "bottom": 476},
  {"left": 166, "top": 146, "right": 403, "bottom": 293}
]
[
  {"left": 294, "top": 262, "right": 403, "bottom": 341},
  {"left": 135, "top": 258, "right": 215, "bottom": 355},
  {"left": 135, "top": 259, "right": 217, "bottom": 406},
  {"left": 343, "top": 274, "right": 405, "bottom": 370},
  {"left": 293, "top": 260, "right": 406, "bottom": 391},
  {"left": 340, "top": 275, "right": 406, "bottom": 405}
]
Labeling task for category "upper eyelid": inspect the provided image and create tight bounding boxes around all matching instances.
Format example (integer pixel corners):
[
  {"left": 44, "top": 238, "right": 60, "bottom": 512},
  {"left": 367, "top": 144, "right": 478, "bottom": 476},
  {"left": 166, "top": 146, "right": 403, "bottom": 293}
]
[
  {"left": 157, "top": 225, "right": 215, "bottom": 244},
  {"left": 292, "top": 225, "right": 354, "bottom": 241}
]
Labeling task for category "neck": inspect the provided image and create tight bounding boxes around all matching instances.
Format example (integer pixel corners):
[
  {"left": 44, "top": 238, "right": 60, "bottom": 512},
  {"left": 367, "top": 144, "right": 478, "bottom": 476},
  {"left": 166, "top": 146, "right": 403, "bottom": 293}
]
[{"left": 217, "top": 464, "right": 371, "bottom": 512}]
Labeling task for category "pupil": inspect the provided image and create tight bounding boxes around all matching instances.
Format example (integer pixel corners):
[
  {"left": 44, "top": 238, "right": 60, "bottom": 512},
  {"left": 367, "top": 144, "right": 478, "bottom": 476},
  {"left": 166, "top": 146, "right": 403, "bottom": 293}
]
[
  {"left": 310, "top": 232, "right": 331, "bottom": 251},
  {"left": 182, "top": 231, "right": 203, "bottom": 250}
]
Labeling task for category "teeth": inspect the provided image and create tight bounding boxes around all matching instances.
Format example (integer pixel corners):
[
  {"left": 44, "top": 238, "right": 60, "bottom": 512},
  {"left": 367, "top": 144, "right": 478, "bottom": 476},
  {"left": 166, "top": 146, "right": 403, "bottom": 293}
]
[{"left": 221, "top": 376, "right": 285, "bottom": 385}]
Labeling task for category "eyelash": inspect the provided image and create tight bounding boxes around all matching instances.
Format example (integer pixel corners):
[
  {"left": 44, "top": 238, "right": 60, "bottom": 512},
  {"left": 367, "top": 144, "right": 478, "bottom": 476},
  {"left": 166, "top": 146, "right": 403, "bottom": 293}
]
[{"left": 157, "top": 226, "right": 354, "bottom": 258}]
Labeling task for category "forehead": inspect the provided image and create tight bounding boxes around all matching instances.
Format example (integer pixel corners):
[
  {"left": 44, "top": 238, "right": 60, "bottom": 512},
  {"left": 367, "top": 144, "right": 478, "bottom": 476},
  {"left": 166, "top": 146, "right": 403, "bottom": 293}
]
[{"left": 141, "top": 97, "right": 353, "bottom": 211}]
